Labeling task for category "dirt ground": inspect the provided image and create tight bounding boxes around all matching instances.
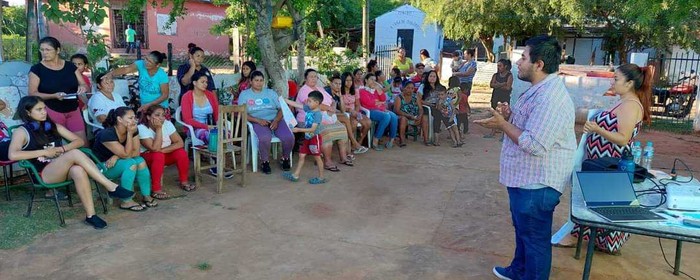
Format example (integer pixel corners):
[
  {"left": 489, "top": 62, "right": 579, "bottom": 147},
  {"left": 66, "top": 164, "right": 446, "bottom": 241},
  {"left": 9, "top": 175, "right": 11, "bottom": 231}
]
[{"left": 1, "top": 90, "right": 699, "bottom": 280}]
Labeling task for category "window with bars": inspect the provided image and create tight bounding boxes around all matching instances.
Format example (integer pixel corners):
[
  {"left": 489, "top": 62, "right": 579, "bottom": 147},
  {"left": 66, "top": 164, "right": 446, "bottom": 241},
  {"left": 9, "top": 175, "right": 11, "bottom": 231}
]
[{"left": 112, "top": 10, "right": 148, "bottom": 49}]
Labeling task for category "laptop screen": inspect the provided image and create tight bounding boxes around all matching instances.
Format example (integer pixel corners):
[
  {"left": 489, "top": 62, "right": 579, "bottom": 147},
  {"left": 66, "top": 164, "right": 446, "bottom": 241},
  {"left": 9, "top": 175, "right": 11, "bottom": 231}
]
[{"left": 576, "top": 171, "right": 637, "bottom": 206}]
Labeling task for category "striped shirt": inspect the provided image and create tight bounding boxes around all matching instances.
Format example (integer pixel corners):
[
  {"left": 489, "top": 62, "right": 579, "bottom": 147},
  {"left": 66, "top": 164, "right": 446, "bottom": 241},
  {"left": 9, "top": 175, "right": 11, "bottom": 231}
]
[{"left": 499, "top": 73, "right": 576, "bottom": 193}]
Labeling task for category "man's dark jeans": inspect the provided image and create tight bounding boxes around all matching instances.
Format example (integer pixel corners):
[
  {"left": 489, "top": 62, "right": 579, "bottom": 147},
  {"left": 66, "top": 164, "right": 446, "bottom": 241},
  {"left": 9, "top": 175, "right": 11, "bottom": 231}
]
[
  {"left": 507, "top": 186, "right": 561, "bottom": 280},
  {"left": 126, "top": 42, "right": 136, "bottom": 54}
]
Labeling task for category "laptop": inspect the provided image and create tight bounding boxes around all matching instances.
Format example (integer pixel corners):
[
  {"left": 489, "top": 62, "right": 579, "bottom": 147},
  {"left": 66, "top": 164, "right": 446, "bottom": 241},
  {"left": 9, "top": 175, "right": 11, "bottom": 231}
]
[{"left": 577, "top": 171, "right": 666, "bottom": 222}]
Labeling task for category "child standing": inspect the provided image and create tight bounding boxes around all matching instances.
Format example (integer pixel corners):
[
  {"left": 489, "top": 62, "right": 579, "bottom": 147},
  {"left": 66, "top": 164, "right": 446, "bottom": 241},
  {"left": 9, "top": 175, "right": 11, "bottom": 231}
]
[
  {"left": 436, "top": 88, "right": 463, "bottom": 148},
  {"left": 456, "top": 89, "right": 470, "bottom": 137},
  {"left": 283, "top": 91, "right": 327, "bottom": 184}
]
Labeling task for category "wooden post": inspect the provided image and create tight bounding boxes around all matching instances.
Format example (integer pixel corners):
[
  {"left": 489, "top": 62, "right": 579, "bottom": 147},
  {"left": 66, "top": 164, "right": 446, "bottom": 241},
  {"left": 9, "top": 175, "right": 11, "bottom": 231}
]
[
  {"left": 362, "top": 0, "right": 369, "bottom": 59},
  {"left": 167, "top": 42, "right": 173, "bottom": 76},
  {"left": 26, "top": 0, "right": 38, "bottom": 62},
  {"left": 316, "top": 21, "right": 324, "bottom": 38}
]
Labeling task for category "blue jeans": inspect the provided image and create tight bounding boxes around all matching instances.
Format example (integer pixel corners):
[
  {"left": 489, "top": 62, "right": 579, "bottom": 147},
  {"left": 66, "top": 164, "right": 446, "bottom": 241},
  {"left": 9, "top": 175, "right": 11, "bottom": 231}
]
[
  {"left": 507, "top": 186, "right": 561, "bottom": 280},
  {"left": 369, "top": 110, "right": 398, "bottom": 138},
  {"left": 126, "top": 42, "right": 136, "bottom": 53}
]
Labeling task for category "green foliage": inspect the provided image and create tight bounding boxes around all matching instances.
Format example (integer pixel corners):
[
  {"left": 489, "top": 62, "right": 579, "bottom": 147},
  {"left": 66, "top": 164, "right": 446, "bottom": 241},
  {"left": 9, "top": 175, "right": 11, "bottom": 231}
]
[
  {"left": 40, "top": 0, "right": 111, "bottom": 72},
  {"left": 1, "top": 6, "right": 28, "bottom": 36},
  {"left": 195, "top": 261, "right": 212, "bottom": 271},
  {"left": 121, "top": 0, "right": 188, "bottom": 25},
  {"left": 308, "top": 34, "right": 362, "bottom": 77},
  {"left": 1, "top": 35, "right": 27, "bottom": 61}
]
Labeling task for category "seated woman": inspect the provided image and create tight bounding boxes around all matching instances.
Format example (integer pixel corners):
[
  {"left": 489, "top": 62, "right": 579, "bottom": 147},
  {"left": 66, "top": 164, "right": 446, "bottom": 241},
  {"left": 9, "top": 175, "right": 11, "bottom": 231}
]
[
  {"left": 87, "top": 73, "right": 126, "bottom": 130},
  {"left": 92, "top": 107, "right": 156, "bottom": 212},
  {"left": 9, "top": 96, "right": 133, "bottom": 229},
  {"left": 330, "top": 74, "right": 367, "bottom": 154},
  {"left": 296, "top": 69, "right": 352, "bottom": 171},
  {"left": 394, "top": 81, "right": 429, "bottom": 146},
  {"left": 237, "top": 70, "right": 295, "bottom": 174},
  {"left": 418, "top": 70, "right": 447, "bottom": 146},
  {"left": 138, "top": 105, "right": 195, "bottom": 198},
  {"left": 181, "top": 72, "right": 232, "bottom": 178},
  {"left": 554, "top": 64, "right": 653, "bottom": 255},
  {"left": 340, "top": 72, "right": 371, "bottom": 153},
  {"left": 359, "top": 73, "right": 399, "bottom": 150}
]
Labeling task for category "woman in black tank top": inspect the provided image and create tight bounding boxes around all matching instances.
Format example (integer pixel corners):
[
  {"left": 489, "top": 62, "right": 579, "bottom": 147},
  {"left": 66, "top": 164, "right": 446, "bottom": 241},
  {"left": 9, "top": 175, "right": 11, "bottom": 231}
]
[{"left": 8, "top": 96, "right": 134, "bottom": 229}]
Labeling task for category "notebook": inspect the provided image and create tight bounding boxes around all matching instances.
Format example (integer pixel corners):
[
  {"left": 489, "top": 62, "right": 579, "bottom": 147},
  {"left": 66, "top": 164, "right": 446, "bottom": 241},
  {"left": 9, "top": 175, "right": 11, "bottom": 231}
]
[{"left": 577, "top": 171, "right": 666, "bottom": 222}]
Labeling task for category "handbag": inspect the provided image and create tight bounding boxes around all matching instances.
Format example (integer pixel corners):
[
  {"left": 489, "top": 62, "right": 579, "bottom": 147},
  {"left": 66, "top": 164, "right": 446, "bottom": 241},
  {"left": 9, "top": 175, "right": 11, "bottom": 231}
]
[{"left": 581, "top": 156, "right": 651, "bottom": 183}]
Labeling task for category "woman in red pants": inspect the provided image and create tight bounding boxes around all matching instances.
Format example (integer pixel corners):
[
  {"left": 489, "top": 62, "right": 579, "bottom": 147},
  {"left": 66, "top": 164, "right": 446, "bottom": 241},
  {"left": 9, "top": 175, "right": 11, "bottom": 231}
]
[{"left": 138, "top": 105, "right": 195, "bottom": 199}]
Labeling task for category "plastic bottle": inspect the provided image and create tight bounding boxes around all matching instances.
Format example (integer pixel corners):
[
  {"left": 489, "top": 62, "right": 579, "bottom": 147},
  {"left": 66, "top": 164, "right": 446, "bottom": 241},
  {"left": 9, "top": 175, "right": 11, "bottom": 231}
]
[
  {"left": 208, "top": 128, "right": 218, "bottom": 153},
  {"left": 631, "top": 141, "right": 642, "bottom": 165},
  {"left": 642, "top": 141, "right": 654, "bottom": 170},
  {"left": 618, "top": 151, "right": 636, "bottom": 181}
]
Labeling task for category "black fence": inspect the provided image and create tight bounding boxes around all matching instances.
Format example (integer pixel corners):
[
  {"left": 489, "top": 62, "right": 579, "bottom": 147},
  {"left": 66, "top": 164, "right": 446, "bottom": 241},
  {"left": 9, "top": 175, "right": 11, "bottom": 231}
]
[
  {"left": 647, "top": 52, "right": 699, "bottom": 133},
  {"left": 373, "top": 44, "right": 399, "bottom": 76}
]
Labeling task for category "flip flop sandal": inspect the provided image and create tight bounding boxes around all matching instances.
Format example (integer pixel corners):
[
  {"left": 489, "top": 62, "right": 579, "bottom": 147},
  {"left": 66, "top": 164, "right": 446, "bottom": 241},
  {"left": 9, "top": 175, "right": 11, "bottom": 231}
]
[
  {"left": 399, "top": 143, "right": 407, "bottom": 148},
  {"left": 324, "top": 165, "right": 341, "bottom": 172},
  {"left": 151, "top": 192, "right": 172, "bottom": 200},
  {"left": 346, "top": 154, "right": 356, "bottom": 161},
  {"left": 424, "top": 141, "right": 432, "bottom": 146},
  {"left": 119, "top": 204, "right": 147, "bottom": 212},
  {"left": 340, "top": 160, "right": 354, "bottom": 167},
  {"left": 142, "top": 199, "right": 158, "bottom": 208},
  {"left": 353, "top": 146, "right": 369, "bottom": 154},
  {"left": 179, "top": 183, "right": 197, "bottom": 192},
  {"left": 308, "top": 177, "right": 328, "bottom": 184},
  {"left": 373, "top": 145, "right": 384, "bottom": 151},
  {"left": 385, "top": 142, "right": 394, "bottom": 149},
  {"left": 283, "top": 172, "right": 299, "bottom": 182}
]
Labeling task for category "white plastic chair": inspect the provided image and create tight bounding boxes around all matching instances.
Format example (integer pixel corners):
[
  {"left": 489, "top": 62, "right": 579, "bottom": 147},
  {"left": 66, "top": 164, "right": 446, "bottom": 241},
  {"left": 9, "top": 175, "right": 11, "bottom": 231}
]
[
  {"left": 82, "top": 109, "right": 104, "bottom": 131},
  {"left": 174, "top": 107, "right": 205, "bottom": 152},
  {"left": 247, "top": 96, "right": 294, "bottom": 172},
  {"left": 422, "top": 105, "right": 435, "bottom": 142},
  {"left": 551, "top": 109, "right": 601, "bottom": 244},
  {"left": 359, "top": 107, "right": 375, "bottom": 148}
]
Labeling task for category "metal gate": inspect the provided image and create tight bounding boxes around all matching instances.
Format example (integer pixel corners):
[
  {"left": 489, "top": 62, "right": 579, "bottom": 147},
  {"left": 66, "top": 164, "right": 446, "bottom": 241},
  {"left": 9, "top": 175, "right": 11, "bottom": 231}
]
[
  {"left": 373, "top": 44, "right": 399, "bottom": 76},
  {"left": 647, "top": 51, "right": 699, "bottom": 133}
]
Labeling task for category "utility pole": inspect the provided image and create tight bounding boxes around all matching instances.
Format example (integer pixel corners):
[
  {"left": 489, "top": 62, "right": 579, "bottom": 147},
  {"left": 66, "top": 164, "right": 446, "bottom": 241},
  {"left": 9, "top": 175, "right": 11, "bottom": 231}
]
[{"left": 362, "top": 0, "right": 369, "bottom": 59}]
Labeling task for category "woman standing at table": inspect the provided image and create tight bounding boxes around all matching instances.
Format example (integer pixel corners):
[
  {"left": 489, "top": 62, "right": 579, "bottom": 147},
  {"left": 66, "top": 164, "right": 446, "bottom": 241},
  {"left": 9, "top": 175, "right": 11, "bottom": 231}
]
[
  {"left": 28, "top": 37, "right": 90, "bottom": 146},
  {"left": 554, "top": 63, "right": 653, "bottom": 254}
]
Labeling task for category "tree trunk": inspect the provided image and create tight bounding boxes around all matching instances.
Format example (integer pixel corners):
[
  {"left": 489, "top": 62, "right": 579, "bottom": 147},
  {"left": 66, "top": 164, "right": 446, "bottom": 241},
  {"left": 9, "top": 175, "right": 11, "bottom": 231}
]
[
  {"left": 249, "top": 0, "right": 288, "bottom": 97},
  {"left": 288, "top": 2, "right": 305, "bottom": 85},
  {"left": 478, "top": 34, "right": 495, "bottom": 62},
  {"left": 26, "top": 0, "right": 38, "bottom": 62}
]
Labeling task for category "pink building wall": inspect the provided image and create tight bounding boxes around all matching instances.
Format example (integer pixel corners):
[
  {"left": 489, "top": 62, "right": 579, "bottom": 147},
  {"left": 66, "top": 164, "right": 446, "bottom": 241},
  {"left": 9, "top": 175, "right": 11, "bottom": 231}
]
[{"left": 45, "top": 1, "right": 229, "bottom": 57}]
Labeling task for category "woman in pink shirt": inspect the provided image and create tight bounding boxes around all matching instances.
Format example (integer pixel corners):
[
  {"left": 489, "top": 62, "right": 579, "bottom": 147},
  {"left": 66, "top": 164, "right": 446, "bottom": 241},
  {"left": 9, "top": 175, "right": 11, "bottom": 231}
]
[
  {"left": 341, "top": 72, "right": 371, "bottom": 151},
  {"left": 296, "top": 69, "right": 353, "bottom": 171},
  {"left": 359, "top": 73, "right": 398, "bottom": 150}
]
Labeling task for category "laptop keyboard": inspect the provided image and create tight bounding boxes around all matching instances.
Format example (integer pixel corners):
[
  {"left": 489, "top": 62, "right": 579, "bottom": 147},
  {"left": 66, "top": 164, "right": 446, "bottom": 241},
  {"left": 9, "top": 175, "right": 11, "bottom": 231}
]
[{"left": 591, "top": 207, "right": 665, "bottom": 221}]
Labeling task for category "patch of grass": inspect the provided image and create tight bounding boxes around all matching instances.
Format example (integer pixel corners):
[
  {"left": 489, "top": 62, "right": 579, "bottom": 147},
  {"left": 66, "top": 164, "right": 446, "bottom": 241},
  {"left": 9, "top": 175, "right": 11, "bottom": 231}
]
[
  {"left": 649, "top": 118, "right": 694, "bottom": 134},
  {"left": 0, "top": 190, "right": 80, "bottom": 250},
  {"left": 195, "top": 261, "right": 212, "bottom": 271}
]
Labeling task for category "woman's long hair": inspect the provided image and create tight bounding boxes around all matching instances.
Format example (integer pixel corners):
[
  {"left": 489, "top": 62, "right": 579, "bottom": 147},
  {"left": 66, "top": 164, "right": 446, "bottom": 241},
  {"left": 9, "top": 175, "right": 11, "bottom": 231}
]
[
  {"left": 16, "top": 96, "right": 59, "bottom": 144},
  {"left": 421, "top": 70, "right": 445, "bottom": 100},
  {"left": 103, "top": 106, "right": 133, "bottom": 128},
  {"left": 618, "top": 64, "right": 654, "bottom": 124},
  {"left": 340, "top": 72, "right": 355, "bottom": 96},
  {"left": 239, "top": 60, "right": 257, "bottom": 84}
]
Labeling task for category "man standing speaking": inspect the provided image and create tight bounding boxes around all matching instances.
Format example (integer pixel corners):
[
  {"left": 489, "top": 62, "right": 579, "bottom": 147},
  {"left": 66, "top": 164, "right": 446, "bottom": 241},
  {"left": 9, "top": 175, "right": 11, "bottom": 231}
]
[{"left": 474, "top": 35, "right": 576, "bottom": 280}]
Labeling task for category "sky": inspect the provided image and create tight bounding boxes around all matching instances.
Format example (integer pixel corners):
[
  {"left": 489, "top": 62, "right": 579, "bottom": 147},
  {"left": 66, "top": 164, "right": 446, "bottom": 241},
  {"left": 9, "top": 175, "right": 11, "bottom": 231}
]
[{"left": 7, "top": 0, "right": 23, "bottom": 6}]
